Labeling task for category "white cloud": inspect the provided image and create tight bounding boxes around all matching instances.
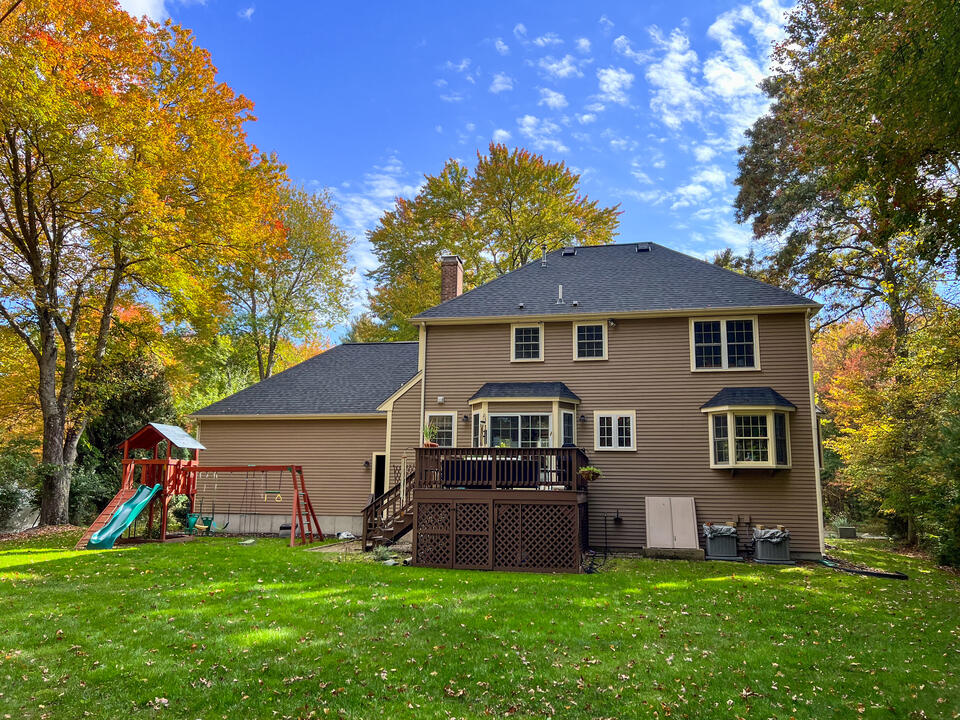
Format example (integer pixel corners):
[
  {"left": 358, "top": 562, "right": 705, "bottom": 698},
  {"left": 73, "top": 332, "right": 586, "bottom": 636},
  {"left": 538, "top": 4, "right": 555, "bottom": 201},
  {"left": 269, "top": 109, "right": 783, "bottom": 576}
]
[
  {"left": 596, "top": 66, "right": 633, "bottom": 105},
  {"left": 493, "top": 128, "right": 512, "bottom": 143},
  {"left": 612, "top": 35, "right": 649, "bottom": 64},
  {"left": 538, "top": 88, "right": 568, "bottom": 109},
  {"left": 693, "top": 144, "right": 717, "bottom": 162},
  {"left": 445, "top": 58, "right": 472, "bottom": 73},
  {"left": 334, "top": 156, "right": 423, "bottom": 311},
  {"left": 534, "top": 32, "right": 563, "bottom": 47},
  {"left": 516, "top": 115, "right": 569, "bottom": 153},
  {"left": 538, "top": 54, "right": 584, "bottom": 79},
  {"left": 513, "top": 23, "right": 527, "bottom": 38},
  {"left": 118, "top": 0, "right": 168, "bottom": 19},
  {"left": 670, "top": 183, "right": 712, "bottom": 210},
  {"left": 603, "top": 130, "right": 637, "bottom": 152},
  {"left": 576, "top": 38, "right": 591, "bottom": 54},
  {"left": 494, "top": 38, "right": 509, "bottom": 55},
  {"left": 646, "top": 26, "right": 704, "bottom": 129},
  {"left": 576, "top": 113, "right": 597, "bottom": 125},
  {"left": 630, "top": 159, "right": 653, "bottom": 184},
  {"left": 489, "top": 72, "right": 514, "bottom": 94},
  {"left": 691, "top": 165, "right": 727, "bottom": 189},
  {"left": 237, "top": 6, "right": 254, "bottom": 20},
  {"left": 598, "top": 15, "right": 614, "bottom": 33}
]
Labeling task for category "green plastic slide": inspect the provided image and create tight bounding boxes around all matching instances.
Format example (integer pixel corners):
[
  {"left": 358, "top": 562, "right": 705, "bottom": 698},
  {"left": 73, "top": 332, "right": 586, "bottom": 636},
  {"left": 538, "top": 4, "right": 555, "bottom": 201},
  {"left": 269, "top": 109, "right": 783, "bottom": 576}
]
[{"left": 87, "top": 483, "right": 163, "bottom": 550}]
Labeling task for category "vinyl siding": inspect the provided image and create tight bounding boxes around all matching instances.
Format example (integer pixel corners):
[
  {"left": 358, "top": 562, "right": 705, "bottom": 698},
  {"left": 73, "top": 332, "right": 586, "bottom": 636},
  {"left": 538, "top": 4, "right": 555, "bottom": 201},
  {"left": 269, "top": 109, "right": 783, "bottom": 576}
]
[
  {"left": 195, "top": 418, "right": 386, "bottom": 517},
  {"left": 422, "top": 313, "right": 821, "bottom": 553},
  {"left": 389, "top": 379, "right": 421, "bottom": 483}
]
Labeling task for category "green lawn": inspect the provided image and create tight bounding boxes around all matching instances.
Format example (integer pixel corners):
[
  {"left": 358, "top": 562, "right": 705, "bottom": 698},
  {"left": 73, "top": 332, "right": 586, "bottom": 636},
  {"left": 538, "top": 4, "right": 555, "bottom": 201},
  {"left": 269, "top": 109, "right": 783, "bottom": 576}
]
[{"left": 1, "top": 532, "right": 958, "bottom": 719}]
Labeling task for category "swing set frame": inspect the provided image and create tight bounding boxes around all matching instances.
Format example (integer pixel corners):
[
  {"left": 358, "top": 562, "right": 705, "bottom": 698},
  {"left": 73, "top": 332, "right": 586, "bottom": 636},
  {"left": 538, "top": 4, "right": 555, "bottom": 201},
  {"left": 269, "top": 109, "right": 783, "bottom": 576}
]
[{"left": 179, "top": 465, "right": 322, "bottom": 547}]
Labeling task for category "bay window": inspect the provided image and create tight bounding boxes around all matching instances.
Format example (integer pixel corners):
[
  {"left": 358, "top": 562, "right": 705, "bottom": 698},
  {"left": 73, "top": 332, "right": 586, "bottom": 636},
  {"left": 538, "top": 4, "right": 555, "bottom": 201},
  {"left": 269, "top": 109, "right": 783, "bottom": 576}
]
[{"left": 705, "top": 408, "right": 792, "bottom": 469}]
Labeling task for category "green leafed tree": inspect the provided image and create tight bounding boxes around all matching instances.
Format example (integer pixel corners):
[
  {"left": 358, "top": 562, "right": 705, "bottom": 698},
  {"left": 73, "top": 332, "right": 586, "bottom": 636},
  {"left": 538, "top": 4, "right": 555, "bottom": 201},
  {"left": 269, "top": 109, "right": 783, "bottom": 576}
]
[
  {"left": 222, "top": 185, "right": 352, "bottom": 380},
  {"left": 352, "top": 144, "right": 621, "bottom": 341}
]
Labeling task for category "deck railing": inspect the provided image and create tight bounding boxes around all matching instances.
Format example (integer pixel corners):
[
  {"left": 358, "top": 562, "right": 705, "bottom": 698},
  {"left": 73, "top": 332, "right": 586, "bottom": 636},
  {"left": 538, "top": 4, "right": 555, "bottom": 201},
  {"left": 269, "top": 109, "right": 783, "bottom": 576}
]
[{"left": 415, "top": 447, "right": 590, "bottom": 492}]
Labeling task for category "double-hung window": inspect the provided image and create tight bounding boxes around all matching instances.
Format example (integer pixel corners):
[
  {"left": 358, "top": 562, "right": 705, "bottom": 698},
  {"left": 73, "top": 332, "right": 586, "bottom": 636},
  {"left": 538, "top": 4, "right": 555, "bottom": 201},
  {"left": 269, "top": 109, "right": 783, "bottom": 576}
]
[
  {"left": 425, "top": 413, "right": 455, "bottom": 447},
  {"left": 691, "top": 317, "right": 759, "bottom": 370},
  {"left": 594, "top": 411, "right": 635, "bottom": 451},
  {"left": 573, "top": 322, "right": 607, "bottom": 360},
  {"left": 511, "top": 323, "right": 543, "bottom": 362}
]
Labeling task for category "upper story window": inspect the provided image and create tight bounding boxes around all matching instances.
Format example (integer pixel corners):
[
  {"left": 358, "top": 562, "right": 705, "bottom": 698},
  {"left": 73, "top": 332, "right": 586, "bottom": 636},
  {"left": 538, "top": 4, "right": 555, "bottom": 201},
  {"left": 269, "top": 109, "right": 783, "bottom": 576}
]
[
  {"left": 426, "top": 412, "right": 455, "bottom": 447},
  {"left": 594, "top": 411, "right": 635, "bottom": 451},
  {"left": 690, "top": 317, "right": 759, "bottom": 371},
  {"left": 573, "top": 322, "right": 607, "bottom": 360},
  {"left": 511, "top": 323, "right": 543, "bottom": 362}
]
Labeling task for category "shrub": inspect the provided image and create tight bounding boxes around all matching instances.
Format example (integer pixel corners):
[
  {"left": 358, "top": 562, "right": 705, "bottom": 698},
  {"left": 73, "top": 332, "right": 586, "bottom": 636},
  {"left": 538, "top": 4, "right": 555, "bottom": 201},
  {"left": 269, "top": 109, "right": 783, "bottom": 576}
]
[
  {"left": 0, "top": 438, "right": 40, "bottom": 528},
  {"left": 937, "top": 504, "right": 960, "bottom": 567}
]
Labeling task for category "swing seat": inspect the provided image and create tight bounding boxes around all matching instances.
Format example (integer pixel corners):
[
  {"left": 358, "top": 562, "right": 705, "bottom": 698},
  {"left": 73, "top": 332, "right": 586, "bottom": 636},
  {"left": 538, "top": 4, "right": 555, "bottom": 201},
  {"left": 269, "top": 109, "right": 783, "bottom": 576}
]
[{"left": 185, "top": 513, "right": 201, "bottom": 535}]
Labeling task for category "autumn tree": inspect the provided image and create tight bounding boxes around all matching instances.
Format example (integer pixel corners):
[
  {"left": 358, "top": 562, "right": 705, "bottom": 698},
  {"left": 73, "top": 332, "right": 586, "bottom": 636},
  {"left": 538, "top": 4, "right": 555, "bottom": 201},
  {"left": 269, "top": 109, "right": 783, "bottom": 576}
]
[
  {"left": 352, "top": 144, "right": 621, "bottom": 341},
  {"left": 222, "top": 185, "right": 351, "bottom": 380},
  {"left": 0, "top": 1, "right": 277, "bottom": 524},
  {"left": 771, "top": 0, "right": 960, "bottom": 259}
]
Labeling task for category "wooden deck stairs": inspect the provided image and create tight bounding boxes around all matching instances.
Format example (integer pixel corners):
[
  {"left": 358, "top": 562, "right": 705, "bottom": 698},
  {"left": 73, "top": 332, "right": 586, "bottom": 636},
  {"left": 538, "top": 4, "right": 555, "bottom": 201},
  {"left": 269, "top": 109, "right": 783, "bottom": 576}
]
[
  {"left": 361, "top": 469, "right": 416, "bottom": 551},
  {"left": 75, "top": 485, "right": 137, "bottom": 550}
]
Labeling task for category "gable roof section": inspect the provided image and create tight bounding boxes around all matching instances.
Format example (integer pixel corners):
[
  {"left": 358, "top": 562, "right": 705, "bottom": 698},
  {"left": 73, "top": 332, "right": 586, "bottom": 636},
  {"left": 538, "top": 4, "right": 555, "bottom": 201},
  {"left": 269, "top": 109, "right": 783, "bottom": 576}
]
[
  {"left": 700, "top": 387, "right": 797, "bottom": 410},
  {"left": 192, "top": 342, "right": 419, "bottom": 417},
  {"left": 469, "top": 381, "right": 581, "bottom": 403},
  {"left": 121, "top": 423, "right": 205, "bottom": 451},
  {"left": 413, "top": 243, "right": 818, "bottom": 321}
]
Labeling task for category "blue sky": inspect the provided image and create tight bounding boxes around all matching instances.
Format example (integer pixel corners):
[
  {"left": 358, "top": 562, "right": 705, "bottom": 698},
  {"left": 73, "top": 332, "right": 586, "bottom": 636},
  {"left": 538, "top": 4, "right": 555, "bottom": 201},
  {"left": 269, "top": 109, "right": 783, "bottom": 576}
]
[{"left": 120, "top": 0, "right": 788, "bottom": 338}]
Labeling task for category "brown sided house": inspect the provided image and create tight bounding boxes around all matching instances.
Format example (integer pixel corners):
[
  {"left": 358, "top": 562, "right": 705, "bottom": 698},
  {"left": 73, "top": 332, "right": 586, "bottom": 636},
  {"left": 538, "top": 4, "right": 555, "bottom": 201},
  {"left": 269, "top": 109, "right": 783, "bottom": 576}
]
[{"left": 192, "top": 243, "right": 824, "bottom": 562}]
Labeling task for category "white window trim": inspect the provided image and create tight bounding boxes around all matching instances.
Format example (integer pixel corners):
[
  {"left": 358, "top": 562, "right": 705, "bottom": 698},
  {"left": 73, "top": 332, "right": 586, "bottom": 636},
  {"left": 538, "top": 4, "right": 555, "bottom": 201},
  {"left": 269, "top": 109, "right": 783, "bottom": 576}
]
[
  {"left": 510, "top": 322, "right": 544, "bottom": 363},
  {"left": 486, "top": 412, "right": 553, "bottom": 448},
  {"left": 704, "top": 407, "right": 792, "bottom": 469},
  {"left": 561, "top": 409, "right": 576, "bottom": 446},
  {"left": 593, "top": 410, "right": 636, "bottom": 452},
  {"left": 572, "top": 321, "right": 608, "bottom": 361},
  {"left": 425, "top": 412, "right": 457, "bottom": 448},
  {"left": 689, "top": 316, "right": 761, "bottom": 372},
  {"left": 471, "top": 410, "right": 485, "bottom": 447}
]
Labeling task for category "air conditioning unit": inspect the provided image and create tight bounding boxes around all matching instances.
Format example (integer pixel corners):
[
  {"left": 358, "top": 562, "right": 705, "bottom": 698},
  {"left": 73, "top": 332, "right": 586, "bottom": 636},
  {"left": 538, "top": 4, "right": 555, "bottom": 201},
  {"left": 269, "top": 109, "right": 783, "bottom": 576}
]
[{"left": 753, "top": 527, "right": 795, "bottom": 564}]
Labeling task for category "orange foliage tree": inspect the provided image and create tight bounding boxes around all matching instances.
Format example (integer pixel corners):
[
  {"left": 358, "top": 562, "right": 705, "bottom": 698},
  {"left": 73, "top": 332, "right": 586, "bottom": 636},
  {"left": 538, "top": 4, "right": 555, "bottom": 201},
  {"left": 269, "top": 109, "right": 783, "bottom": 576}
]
[{"left": 0, "top": 1, "right": 283, "bottom": 523}]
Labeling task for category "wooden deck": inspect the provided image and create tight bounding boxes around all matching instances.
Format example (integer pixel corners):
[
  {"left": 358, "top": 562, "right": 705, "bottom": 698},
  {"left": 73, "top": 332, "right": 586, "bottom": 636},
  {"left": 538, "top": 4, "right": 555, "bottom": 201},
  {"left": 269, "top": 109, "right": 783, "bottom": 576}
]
[{"left": 362, "top": 447, "right": 591, "bottom": 572}]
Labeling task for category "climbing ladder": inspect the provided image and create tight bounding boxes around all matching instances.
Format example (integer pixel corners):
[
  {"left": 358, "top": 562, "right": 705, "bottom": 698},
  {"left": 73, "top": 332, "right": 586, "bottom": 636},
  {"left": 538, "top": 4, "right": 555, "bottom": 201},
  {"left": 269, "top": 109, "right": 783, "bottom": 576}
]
[
  {"left": 290, "top": 466, "right": 322, "bottom": 547},
  {"left": 76, "top": 486, "right": 137, "bottom": 550}
]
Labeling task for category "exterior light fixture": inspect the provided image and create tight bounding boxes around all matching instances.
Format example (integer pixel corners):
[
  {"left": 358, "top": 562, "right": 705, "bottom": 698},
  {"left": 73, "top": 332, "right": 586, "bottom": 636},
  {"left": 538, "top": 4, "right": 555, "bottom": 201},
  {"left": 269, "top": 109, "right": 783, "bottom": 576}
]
[
  {"left": 579, "top": 414, "right": 586, "bottom": 423},
  {"left": 363, "top": 460, "right": 371, "bottom": 469}
]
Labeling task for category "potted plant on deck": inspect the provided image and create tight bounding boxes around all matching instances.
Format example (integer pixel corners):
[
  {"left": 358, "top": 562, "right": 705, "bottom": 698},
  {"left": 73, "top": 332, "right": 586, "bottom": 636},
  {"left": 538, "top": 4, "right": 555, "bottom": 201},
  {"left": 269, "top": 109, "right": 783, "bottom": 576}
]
[
  {"left": 423, "top": 424, "right": 440, "bottom": 447},
  {"left": 578, "top": 465, "right": 602, "bottom": 483}
]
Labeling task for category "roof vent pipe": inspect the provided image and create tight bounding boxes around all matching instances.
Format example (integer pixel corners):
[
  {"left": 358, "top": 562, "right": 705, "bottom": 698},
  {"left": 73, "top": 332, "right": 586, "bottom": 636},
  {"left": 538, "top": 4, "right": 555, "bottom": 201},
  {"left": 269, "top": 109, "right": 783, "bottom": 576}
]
[
  {"left": 541, "top": 244, "right": 547, "bottom": 267},
  {"left": 556, "top": 284, "right": 565, "bottom": 305}
]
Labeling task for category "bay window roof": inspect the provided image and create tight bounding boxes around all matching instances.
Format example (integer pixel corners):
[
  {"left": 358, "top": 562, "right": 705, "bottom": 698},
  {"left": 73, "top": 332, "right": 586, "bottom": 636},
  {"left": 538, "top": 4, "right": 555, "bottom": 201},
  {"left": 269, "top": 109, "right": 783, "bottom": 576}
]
[
  {"left": 700, "top": 387, "right": 796, "bottom": 411},
  {"left": 469, "top": 381, "right": 581, "bottom": 403}
]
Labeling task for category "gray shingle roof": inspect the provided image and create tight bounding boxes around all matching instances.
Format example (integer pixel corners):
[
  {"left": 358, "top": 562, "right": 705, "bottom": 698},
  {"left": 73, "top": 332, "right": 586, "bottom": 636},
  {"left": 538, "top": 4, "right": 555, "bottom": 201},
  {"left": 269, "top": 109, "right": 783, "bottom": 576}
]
[
  {"left": 413, "top": 242, "right": 817, "bottom": 320},
  {"left": 700, "top": 387, "right": 797, "bottom": 410},
  {"left": 192, "top": 342, "right": 419, "bottom": 417},
  {"left": 469, "top": 382, "right": 581, "bottom": 403}
]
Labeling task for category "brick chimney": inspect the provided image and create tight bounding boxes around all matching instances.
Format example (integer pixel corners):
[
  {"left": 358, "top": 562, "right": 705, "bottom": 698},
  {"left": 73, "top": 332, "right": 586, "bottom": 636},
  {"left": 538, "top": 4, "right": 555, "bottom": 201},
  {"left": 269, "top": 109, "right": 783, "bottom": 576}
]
[{"left": 439, "top": 255, "right": 463, "bottom": 302}]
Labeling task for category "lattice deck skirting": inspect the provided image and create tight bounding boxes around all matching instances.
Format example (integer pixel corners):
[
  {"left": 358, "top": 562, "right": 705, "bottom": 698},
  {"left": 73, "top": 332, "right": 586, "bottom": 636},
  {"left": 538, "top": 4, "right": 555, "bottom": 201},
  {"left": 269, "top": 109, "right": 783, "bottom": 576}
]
[{"left": 411, "top": 489, "right": 588, "bottom": 573}]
